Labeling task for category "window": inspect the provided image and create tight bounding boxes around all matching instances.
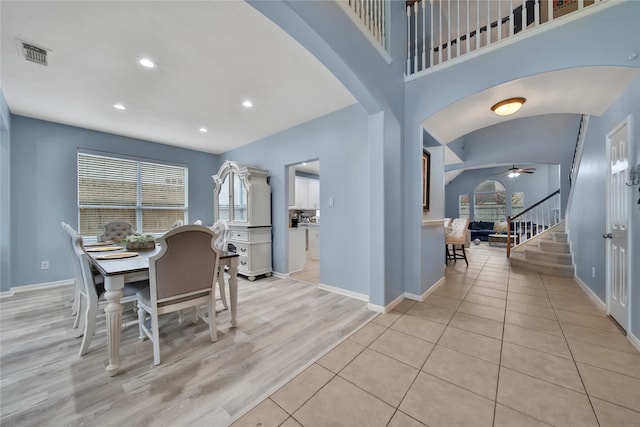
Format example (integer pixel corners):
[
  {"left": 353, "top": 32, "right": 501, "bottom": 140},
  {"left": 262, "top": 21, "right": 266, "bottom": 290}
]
[
  {"left": 78, "top": 153, "right": 187, "bottom": 235},
  {"left": 474, "top": 180, "right": 506, "bottom": 221},
  {"left": 511, "top": 192, "right": 525, "bottom": 217},
  {"left": 458, "top": 194, "right": 469, "bottom": 218}
]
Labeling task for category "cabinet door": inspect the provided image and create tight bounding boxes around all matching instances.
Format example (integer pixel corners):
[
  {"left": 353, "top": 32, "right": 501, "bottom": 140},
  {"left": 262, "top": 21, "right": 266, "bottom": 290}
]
[
  {"left": 295, "top": 177, "right": 307, "bottom": 209},
  {"left": 233, "top": 172, "right": 248, "bottom": 222},
  {"left": 218, "top": 176, "right": 231, "bottom": 221},
  {"left": 307, "top": 179, "right": 319, "bottom": 209}
]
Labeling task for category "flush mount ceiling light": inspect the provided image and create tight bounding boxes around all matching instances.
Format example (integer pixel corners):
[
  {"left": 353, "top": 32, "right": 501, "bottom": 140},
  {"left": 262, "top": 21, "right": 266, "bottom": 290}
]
[
  {"left": 138, "top": 58, "right": 155, "bottom": 68},
  {"left": 242, "top": 100, "right": 253, "bottom": 108},
  {"left": 113, "top": 103, "right": 126, "bottom": 110},
  {"left": 199, "top": 127, "right": 208, "bottom": 133},
  {"left": 491, "top": 97, "right": 526, "bottom": 116}
]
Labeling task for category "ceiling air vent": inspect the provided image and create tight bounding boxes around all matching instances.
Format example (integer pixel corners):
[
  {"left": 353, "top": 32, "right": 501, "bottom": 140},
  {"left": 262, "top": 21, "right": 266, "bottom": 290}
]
[{"left": 21, "top": 42, "right": 48, "bottom": 66}]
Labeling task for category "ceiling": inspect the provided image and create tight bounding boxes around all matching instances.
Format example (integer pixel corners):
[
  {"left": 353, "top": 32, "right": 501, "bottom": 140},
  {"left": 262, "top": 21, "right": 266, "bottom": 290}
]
[
  {"left": 424, "top": 66, "right": 640, "bottom": 146},
  {"left": 0, "top": 1, "right": 356, "bottom": 154}
]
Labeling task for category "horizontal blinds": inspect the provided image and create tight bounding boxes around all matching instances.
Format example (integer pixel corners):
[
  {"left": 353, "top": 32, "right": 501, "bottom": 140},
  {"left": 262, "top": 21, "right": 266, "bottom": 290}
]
[
  {"left": 78, "top": 154, "right": 137, "bottom": 206},
  {"left": 78, "top": 153, "right": 187, "bottom": 235},
  {"left": 141, "top": 162, "right": 185, "bottom": 207}
]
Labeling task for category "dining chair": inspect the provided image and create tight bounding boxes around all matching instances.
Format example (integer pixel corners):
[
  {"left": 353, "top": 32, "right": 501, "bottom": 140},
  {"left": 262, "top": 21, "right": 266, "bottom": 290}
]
[
  {"left": 99, "top": 219, "right": 134, "bottom": 242},
  {"left": 64, "top": 223, "right": 148, "bottom": 356},
  {"left": 446, "top": 218, "right": 470, "bottom": 266},
  {"left": 137, "top": 225, "right": 221, "bottom": 365},
  {"left": 61, "top": 221, "right": 82, "bottom": 320},
  {"left": 170, "top": 219, "right": 184, "bottom": 229},
  {"left": 193, "top": 219, "right": 203, "bottom": 225}
]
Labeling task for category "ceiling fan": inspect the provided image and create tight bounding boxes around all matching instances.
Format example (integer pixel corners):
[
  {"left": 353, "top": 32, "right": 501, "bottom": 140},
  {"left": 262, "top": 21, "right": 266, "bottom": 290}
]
[{"left": 494, "top": 165, "right": 536, "bottom": 178}]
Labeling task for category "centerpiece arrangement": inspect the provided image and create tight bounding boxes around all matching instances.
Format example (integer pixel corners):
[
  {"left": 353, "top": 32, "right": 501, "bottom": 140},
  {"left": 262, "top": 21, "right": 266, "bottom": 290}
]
[{"left": 120, "top": 233, "right": 156, "bottom": 250}]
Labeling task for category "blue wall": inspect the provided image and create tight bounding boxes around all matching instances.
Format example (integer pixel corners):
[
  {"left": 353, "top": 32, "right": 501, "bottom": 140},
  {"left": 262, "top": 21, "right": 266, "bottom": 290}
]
[
  {"left": 219, "top": 104, "right": 372, "bottom": 297},
  {"left": 9, "top": 115, "right": 218, "bottom": 287},
  {"left": 445, "top": 164, "right": 560, "bottom": 219},
  {"left": 568, "top": 76, "right": 640, "bottom": 337},
  {"left": 0, "top": 92, "right": 11, "bottom": 292}
]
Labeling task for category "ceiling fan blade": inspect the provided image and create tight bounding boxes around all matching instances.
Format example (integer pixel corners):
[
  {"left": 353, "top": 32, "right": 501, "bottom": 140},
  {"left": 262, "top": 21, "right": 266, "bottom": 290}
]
[{"left": 520, "top": 170, "right": 535, "bottom": 174}]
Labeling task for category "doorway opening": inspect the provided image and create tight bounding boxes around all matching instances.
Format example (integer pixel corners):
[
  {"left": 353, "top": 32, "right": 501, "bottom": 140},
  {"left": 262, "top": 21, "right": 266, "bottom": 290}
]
[{"left": 287, "top": 160, "right": 320, "bottom": 285}]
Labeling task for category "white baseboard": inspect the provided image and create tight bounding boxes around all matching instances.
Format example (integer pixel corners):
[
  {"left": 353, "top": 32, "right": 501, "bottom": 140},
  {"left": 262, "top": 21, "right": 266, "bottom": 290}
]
[
  {"left": 317, "top": 282, "right": 369, "bottom": 303},
  {"left": 271, "top": 271, "right": 289, "bottom": 279},
  {"left": 628, "top": 331, "right": 640, "bottom": 352},
  {"left": 0, "top": 279, "right": 74, "bottom": 299},
  {"left": 404, "top": 276, "right": 446, "bottom": 302},
  {"left": 573, "top": 274, "right": 606, "bottom": 308}
]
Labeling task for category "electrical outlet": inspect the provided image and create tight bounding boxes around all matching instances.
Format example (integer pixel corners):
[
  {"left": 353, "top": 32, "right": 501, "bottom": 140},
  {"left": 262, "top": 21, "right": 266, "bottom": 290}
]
[
  {"left": 41, "top": 260, "right": 49, "bottom": 270},
  {"left": 592, "top": 266, "right": 596, "bottom": 278}
]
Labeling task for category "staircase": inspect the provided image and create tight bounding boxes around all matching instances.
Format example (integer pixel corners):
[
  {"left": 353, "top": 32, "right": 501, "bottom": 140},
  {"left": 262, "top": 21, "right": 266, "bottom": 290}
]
[{"left": 509, "top": 222, "right": 574, "bottom": 277}]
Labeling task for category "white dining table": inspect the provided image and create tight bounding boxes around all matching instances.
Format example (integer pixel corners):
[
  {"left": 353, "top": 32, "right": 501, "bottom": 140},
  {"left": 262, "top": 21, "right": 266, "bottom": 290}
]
[{"left": 88, "top": 246, "right": 239, "bottom": 376}]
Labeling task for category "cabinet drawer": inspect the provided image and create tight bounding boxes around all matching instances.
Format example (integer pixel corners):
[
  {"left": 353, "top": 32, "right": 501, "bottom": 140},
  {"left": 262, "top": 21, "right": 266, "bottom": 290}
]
[
  {"left": 233, "top": 241, "right": 249, "bottom": 256},
  {"left": 229, "top": 230, "right": 248, "bottom": 241},
  {"left": 238, "top": 255, "right": 250, "bottom": 272}
]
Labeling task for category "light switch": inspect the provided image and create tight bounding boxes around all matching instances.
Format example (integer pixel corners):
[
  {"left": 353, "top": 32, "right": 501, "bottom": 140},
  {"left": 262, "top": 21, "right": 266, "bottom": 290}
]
[{"left": 329, "top": 197, "right": 334, "bottom": 208}]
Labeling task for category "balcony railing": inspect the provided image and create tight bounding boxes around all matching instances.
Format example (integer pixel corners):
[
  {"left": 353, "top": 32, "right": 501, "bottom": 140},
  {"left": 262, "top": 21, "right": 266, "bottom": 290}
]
[
  {"left": 340, "top": 0, "right": 387, "bottom": 55},
  {"left": 406, "top": 0, "right": 606, "bottom": 76}
]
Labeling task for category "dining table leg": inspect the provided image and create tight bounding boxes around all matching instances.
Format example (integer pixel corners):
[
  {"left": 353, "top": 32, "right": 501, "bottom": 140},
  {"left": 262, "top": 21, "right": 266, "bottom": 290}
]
[
  {"left": 103, "top": 275, "right": 124, "bottom": 376},
  {"left": 228, "top": 258, "right": 238, "bottom": 328}
]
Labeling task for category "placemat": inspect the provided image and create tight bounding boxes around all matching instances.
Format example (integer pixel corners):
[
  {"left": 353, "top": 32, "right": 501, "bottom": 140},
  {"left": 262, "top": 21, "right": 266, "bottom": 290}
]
[{"left": 95, "top": 252, "right": 139, "bottom": 260}]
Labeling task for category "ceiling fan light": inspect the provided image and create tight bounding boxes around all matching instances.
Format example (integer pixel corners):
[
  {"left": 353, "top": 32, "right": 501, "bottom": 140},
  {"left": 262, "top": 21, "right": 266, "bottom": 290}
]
[
  {"left": 491, "top": 97, "right": 526, "bottom": 116},
  {"left": 508, "top": 171, "right": 520, "bottom": 178}
]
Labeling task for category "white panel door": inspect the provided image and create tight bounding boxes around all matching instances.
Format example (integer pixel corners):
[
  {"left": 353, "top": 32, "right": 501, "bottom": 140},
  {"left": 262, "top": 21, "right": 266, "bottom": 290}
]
[{"left": 606, "top": 117, "right": 631, "bottom": 332}]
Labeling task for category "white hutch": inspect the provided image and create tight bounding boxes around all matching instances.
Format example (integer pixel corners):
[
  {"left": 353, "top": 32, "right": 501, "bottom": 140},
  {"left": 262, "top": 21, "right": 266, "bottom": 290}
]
[{"left": 213, "top": 160, "right": 272, "bottom": 280}]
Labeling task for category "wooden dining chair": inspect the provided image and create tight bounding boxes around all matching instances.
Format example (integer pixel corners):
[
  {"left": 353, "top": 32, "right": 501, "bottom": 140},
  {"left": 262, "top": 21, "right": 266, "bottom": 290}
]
[
  {"left": 64, "top": 223, "right": 148, "bottom": 356},
  {"left": 137, "top": 225, "right": 221, "bottom": 365}
]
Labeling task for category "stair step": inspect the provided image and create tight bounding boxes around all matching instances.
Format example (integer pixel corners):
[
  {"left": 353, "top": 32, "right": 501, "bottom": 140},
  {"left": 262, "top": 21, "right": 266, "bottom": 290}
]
[
  {"left": 539, "top": 240, "right": 571, "bottom": 254},
  {"left": 510, "top": 253, "right": 574, "bottom": 278},
  {"left": 524, "top": 247, "right": 573, "bottom": 265},
  {"left": 552, "top": 232, "right": 568, "bottom": 243}
]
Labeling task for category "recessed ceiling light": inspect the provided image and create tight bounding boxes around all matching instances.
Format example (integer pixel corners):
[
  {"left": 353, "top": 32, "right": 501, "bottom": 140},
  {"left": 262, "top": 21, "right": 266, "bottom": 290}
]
[
  {"left": 199, "top": 127, "right": 208, "bottom": 133},
  {"left": 491, "top": 97, "right": 526, "bottom": 116},
  {"left": 139, "top": 58, "right": 155, "bottom": 68},
  {"left": 113, "top": 103, "right": 126, "bottom": 110},
  {"left": 242, "top": 100, "right": 253, "bottom": 108}
]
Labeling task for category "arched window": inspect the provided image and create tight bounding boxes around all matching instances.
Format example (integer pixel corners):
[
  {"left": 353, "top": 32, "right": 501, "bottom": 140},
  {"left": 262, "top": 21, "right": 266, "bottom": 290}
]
[{"left": 474, "top": 180, "right": 506, "bottom": 221}]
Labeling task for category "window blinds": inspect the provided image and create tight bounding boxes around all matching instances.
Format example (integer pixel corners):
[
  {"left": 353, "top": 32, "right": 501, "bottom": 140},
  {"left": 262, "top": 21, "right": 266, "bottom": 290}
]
[{"left": 78, "top": 153, "right": 187, "bottom": 235}]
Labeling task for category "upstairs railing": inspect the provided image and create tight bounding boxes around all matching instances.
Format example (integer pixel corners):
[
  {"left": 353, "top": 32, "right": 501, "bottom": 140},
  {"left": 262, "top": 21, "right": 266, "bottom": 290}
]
[
  {"left": 406, "top": 0, "right": 605, "bottom": 75},
  {"left": 506, "top": 189, "right": 561, "bottom": 257},
  {"left": 340, "top": 0, "right": 387, "bottom": 53}
]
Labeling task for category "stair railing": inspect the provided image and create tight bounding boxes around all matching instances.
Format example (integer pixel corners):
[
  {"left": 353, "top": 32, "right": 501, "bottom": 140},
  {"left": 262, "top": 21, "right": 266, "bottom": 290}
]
[{"left": 507, "top": 189, "right": 560, "bottom": 257}]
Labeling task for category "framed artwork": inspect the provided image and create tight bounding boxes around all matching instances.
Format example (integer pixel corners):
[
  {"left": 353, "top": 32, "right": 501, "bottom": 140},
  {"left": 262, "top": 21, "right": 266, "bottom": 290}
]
[{"left": 422, "top": 149, "right": 431, "bottom": 211}]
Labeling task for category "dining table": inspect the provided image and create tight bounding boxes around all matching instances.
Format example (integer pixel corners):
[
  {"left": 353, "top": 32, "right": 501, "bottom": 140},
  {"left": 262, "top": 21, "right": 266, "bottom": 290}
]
[{"left": 87, "top": 244, "right": 239, "bottom": 376}]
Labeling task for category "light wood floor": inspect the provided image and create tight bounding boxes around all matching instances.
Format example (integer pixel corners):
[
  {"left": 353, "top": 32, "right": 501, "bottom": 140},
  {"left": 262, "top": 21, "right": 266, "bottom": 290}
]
[{"left": 0, "top": 276, "right": 374, "bottom": 426}]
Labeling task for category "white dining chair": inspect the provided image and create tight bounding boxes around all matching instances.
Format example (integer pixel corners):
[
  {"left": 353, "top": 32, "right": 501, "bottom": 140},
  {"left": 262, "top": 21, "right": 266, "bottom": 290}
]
[
  {"left": 60, "top": 221, "right": 82, "bottom": 320},
  {"left": 64, "top": 223, "right": 148, "bottom": 356},
  {"left": 137, "top": 225, "right": 221, "bottom": 365}
]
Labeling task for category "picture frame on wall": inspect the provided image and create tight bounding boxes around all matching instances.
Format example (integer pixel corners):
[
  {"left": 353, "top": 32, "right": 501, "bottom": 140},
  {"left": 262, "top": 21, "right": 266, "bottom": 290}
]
[{"left": 423, "top": 149, "right": 430, "bottom": 211}]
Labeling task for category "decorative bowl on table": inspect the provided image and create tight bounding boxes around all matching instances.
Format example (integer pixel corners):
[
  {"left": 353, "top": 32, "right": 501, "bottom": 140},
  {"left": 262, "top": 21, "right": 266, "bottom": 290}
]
[{"left": 122, "top": 233, "right": 156, "bottom": 251}]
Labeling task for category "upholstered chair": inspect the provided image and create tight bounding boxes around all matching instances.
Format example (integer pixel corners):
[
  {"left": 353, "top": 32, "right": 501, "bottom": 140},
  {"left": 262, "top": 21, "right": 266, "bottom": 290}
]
[
  {"left": 99, "top": 220, "right": 134, "bottom": 242},
  {"left": 170, "top": 219, "right": 184, "bottom": 230},
  {"left": 446, "top": 218, "right": 470, "bottom": 266},
  {"left": 61, "top": 221, "right": 82, "bottom": 319},
  {"left": 137, "top": 225, "right": 221, "bottom": 365}
]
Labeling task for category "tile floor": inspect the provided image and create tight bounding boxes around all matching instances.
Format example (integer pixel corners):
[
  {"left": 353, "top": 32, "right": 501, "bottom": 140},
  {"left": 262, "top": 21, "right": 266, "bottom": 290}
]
[{"left": 232, "top": 244, "right": 640, "bottom": 427}]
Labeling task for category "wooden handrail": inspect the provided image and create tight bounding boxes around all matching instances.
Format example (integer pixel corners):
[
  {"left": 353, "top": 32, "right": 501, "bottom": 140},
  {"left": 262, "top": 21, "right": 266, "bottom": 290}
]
[{"left": 507, "top": 189, "right": 560, "bottom": 257}]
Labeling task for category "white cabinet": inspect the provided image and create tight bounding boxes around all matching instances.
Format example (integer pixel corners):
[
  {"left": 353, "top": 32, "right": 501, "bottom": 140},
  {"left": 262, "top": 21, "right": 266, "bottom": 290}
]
[
  {"left": 288, "top": 228, "right": 306, "bottom": 272},
  {"left": 308, "top": 224, "right": 320, "bottom": 260},
  {"left": 294, "top": 176, "right": 319, "bottom": 210},
  {"left": 213, "top": 161, "right": 272, "bottom": 280}
]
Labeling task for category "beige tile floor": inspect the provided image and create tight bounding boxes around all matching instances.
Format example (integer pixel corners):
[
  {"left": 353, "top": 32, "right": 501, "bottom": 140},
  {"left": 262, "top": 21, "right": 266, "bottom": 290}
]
[{"left": 233, "top": 244, "right": 640, "bottom": 427}]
